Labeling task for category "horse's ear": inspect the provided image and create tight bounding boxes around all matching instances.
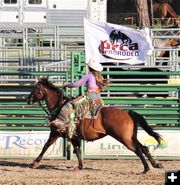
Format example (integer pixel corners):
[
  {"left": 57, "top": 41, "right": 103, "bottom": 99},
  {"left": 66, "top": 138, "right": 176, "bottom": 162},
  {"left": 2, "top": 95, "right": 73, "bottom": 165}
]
[
  {"left": 46, "top": 76, "right": 49, "bottom": 81},
  {"left": 36, "top": 77, "right": 41, "bottom": 82},
  {"left": 36, "top": 76, "right": 44, "bottom": 83}
]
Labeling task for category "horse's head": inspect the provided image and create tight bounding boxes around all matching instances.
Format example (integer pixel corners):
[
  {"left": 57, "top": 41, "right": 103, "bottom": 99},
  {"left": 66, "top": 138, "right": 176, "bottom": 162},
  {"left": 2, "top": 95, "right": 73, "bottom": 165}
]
[
  {"left": 27, "top": 77, "right": 46, "bottom": 105},
  {"left": 27, "top": 77, "right": 64, "bottom": 106}
]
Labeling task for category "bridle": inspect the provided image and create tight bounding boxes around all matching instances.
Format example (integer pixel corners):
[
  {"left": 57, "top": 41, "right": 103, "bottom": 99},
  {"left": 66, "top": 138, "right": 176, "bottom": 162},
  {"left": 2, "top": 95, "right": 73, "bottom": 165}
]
[
  {"left": 38, "top": 101, "right": 50, "bottom": 116},
  {"left": 33, "top": 82, "right": 52, "bottom": 116},
  {"left": 29, "top": 82, "right": 69, "bottom": 116}
]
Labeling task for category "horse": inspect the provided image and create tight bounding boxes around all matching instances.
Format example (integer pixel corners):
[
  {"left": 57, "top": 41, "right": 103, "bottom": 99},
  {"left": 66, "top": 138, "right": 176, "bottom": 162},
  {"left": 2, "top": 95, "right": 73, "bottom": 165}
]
[
  {"left": 154, "top": 37, "right": 180, "bottom": 65},
  {"left": 26, "top": 77, "right": 164, "bottom": 174},
  {"left": 153, "top": 2, "right": 179, "bottom": 26}
]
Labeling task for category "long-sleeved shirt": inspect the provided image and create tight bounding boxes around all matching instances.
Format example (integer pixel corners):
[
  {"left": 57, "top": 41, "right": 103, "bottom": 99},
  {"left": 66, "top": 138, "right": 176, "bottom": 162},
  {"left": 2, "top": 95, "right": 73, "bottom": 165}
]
[{"left": 66, "top": 72, "right": 99, "bottom": 90}]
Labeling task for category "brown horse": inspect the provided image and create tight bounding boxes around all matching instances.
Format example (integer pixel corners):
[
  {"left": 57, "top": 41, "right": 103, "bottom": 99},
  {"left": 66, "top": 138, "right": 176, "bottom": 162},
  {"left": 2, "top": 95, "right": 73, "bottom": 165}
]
[
  {"left": 153, "top": 2, "right": 179, "bottom": 26},
  {"left": 154, "top": 37, "right": 180, "bottom": 65},
  {"left": 27, "top": 77, "right": 163, "bottom": 174}
]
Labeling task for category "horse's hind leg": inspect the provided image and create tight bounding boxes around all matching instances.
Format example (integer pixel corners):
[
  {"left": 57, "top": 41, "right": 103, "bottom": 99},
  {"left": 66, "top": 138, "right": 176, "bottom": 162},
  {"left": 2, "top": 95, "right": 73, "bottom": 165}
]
[
  {"left": 70, "top": 138, "right": 83, "bottom": 171},
  {"left": 133, "top": 139, "right": 163, "bottom": 169},
  {"left": 31, "top": 129, "right": 60, "bottom": 168},
  {"left": 122, "top": 139, "right": 150, "bottom": 174}
]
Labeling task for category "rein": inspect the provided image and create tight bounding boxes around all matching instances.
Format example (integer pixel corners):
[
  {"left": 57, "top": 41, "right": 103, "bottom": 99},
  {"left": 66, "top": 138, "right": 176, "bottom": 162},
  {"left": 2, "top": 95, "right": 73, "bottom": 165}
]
[
  {"left": 31, "top": 80, "right": 72, "bottom": 121},
  {"left": 38, "top": 101, "right": 50, "bottom": 116},
  {"left": 37, "top": 85, "right": 66, "bottom": 116},
  {"left": 38, "top": 93, "right": 70, "bottom": 119}
]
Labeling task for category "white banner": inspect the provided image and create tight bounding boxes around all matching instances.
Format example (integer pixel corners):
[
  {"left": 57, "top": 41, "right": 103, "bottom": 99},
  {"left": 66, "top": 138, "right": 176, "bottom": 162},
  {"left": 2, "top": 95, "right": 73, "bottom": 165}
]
[
  {"left": 84, "top": 130, "right": 180, "bottom": 158},
  {"left": 0, "top": 131, "right": 64, "bottom": 158},
  {"left": 84, "top": 18, "right": 153, "bottom": 65}
]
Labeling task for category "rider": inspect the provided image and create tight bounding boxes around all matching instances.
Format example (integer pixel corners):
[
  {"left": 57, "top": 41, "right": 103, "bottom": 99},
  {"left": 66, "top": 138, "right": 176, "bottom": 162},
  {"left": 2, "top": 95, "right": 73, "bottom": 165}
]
[
  {"left": 50, "top": 59, "right": 108, "bottom": 138},
  {"left": 64, "top": 58, "right": 107, "bottom": 105}
]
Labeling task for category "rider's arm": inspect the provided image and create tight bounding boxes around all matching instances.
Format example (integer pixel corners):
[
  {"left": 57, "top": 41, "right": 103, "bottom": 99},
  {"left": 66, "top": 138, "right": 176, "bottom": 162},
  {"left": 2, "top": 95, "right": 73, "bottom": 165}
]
[{"left": 65, "top": 73, "right": 90, "bottom": 88}]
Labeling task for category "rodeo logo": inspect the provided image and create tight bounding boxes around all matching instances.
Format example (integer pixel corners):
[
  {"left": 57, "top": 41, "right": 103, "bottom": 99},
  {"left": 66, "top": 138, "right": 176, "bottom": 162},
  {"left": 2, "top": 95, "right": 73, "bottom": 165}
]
[{"left": 99, "top": 28, "right": 140, "bottom": 60}]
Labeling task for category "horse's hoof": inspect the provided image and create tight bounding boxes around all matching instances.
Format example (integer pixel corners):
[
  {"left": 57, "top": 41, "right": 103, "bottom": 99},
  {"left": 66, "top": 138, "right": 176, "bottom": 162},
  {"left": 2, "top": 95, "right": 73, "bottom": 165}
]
[
  {"left": 156, "top": 163, "right": 164, "bottom": 168},
  {"left": 141, "top": 170, "right": 148, "bottom": 174},
  {"left": 31, "top": 161, "right": 40, "bottom": 169},
  {"left": 137, "top": 169, "right": 149, "bottom": 175},
  {"left": 137, "top": 171, "right": 147, "bottom": 175},
  {"left": 73, "top": 166, "right": 82, "bottom": 172}
]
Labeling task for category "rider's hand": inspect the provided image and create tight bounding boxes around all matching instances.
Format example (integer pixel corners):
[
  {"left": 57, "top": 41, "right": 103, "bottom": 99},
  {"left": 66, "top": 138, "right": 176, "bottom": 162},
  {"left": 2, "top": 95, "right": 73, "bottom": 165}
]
[{"left": 63, "top": 82, "right": 67, "bottom": 89}]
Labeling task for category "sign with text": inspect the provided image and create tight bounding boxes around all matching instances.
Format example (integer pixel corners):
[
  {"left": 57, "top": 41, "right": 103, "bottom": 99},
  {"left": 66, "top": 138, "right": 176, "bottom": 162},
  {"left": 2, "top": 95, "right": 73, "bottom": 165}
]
[
  {"left": 84, "top": 130, "right": 180, "bottom": 158},
  {"left": 0, "top": 131, "right": 64, "bottom": 158}
]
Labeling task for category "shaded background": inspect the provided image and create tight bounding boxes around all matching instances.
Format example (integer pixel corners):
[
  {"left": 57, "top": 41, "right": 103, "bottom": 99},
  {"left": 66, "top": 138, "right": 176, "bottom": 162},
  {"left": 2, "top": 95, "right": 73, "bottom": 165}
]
[{"left": 107, "top": 0, "right": 180, "bottom": 24}]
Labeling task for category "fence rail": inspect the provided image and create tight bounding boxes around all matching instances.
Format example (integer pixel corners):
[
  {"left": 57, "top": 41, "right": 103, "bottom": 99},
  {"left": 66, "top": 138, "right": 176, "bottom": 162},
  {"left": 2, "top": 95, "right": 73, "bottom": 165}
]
[
  {"left": 0, "top": 51, "right": 180, "bottom": 129},
  {"left": 0, "top": 51, "right": 180, "bottom": 159},
  {"left": 0, "top": 27, "right": 179, "bottom": 72}
]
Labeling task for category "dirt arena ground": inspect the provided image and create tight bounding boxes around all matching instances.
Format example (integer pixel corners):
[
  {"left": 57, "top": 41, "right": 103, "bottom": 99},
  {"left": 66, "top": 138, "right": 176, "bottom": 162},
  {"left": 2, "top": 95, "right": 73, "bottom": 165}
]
[{"left": 0, "top": 159, "right": 179, "bottom": 185}]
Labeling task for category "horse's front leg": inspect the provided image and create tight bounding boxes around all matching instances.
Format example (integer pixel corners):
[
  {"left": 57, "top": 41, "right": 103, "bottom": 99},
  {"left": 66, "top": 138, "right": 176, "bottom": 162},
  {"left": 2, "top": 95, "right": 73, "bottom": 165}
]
[
  {"left": 70, "top": 138, "right": 83, "bottom": 171},
  {"left": 31, "top": 129, "right": 60, "bottom": 168}
]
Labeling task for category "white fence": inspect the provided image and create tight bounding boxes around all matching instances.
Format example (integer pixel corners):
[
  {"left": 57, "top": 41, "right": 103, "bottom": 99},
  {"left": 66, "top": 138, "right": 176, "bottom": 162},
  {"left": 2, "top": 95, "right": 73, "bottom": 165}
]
[{"left": 0, "top": 26, "right": 179, "bottom": 84}]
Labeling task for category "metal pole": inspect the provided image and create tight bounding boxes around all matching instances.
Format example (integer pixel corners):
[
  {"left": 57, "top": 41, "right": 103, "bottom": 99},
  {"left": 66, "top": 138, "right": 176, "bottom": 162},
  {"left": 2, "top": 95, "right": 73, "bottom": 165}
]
[{"left": 150, "top": 0, "right": 154, "bottom": 26}]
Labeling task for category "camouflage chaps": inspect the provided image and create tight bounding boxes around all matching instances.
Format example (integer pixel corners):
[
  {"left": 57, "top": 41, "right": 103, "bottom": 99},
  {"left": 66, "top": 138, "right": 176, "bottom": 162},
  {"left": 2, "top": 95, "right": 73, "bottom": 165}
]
[{"left": 50, "top": 95, "right": 96, "bottom": 138}]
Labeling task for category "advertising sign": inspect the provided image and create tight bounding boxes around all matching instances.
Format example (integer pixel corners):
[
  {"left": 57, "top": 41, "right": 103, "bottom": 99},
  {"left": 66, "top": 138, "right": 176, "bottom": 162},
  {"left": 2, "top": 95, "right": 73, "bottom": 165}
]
[
  {"left": 0, "top": 131, "right": 64, "bottom": 158},
  {"left": 84, "top": 130, "right": 180, "bottom": 159}
]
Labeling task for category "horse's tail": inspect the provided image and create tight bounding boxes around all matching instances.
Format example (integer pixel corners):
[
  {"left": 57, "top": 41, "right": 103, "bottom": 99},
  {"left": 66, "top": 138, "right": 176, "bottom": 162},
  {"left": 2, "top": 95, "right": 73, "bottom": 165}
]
[{"left": 129, "top": 110, "right": 162, "bottom": 148}]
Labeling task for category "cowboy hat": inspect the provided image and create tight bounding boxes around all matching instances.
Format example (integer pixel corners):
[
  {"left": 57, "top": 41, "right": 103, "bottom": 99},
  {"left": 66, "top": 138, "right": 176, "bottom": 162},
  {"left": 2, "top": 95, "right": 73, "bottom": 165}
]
[{"left": 87, "top": 59, "right": 103, "bottom": 72}]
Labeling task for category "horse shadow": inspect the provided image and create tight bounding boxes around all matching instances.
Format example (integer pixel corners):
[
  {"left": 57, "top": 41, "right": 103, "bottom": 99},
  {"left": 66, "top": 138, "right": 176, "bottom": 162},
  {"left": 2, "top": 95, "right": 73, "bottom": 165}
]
[
  {"left": 0, "top": 160, "right": 102, "bottom": 172},
  {"left": 0, "top": 160, "right": 60, "bottom": 170}
]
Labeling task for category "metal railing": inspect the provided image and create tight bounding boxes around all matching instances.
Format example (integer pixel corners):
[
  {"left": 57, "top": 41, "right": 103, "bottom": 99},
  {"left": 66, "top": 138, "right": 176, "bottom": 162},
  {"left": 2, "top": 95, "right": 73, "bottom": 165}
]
[{"left": 0, "top": 26, "right": 179, "bottom": 84}]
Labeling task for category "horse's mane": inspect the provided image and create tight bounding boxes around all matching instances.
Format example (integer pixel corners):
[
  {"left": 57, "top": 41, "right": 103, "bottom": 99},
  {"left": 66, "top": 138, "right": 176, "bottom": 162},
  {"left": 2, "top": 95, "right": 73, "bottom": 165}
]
[
  {"left": 38, "top": 77, "right": 76, "bottom": 103},
  {"left": 40, "top": 77, "right": 62, "bottom": 93}
]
